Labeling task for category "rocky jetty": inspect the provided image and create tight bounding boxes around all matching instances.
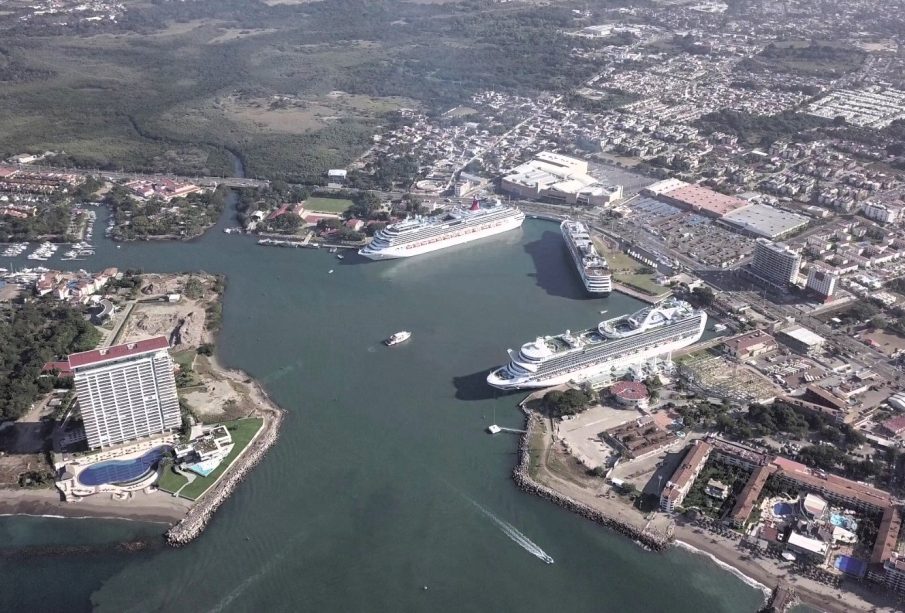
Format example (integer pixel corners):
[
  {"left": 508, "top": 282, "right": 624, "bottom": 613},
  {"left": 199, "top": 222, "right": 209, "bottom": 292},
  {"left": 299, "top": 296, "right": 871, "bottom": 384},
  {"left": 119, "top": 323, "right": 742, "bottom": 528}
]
[
  {"left": 512, "top": 411, "right": 670, "bottom": 552},
  {"left": 165, "top": 384, "right": 284, "bottom": 547}
]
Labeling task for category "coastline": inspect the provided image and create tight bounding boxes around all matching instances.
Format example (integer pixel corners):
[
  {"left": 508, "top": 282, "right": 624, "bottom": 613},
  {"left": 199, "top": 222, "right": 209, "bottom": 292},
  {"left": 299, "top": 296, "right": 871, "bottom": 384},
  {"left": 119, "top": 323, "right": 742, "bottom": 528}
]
[
  {"left": 513, "top": 407, "right": 901, "bottom": 613},
  {"left": 0, "top": 488, "right": 189, "bottom": 524},
  {"left": 165, "top": 356, "right": 285, "bottom": 546}
]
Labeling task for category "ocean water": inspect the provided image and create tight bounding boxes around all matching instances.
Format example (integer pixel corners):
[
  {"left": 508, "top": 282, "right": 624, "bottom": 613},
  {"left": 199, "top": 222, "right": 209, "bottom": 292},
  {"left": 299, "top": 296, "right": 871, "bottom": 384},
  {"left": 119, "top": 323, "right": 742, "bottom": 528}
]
[{"left": 0, "top": 201, "right": 764, "bottom": 612}]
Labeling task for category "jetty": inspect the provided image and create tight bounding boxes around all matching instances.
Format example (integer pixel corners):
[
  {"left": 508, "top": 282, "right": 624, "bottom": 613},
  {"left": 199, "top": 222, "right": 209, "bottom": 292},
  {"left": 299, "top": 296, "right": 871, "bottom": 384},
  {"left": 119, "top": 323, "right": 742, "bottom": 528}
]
[{"left": 165, "top": 380, "right": 285, "bottom": 547}]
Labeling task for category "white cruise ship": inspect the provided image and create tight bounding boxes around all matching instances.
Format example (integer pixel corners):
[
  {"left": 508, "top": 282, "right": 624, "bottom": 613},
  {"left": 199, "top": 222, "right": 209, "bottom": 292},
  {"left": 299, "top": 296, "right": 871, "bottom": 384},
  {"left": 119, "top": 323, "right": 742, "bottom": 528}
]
[
  {"left": 486, "top": 299, "right": 706, "bottom": 390},
  {"left": 561, "top": 220, "right": 611, "bottom": 295},
  {"left": 358, "top": 198, "right": 524, "bottom": 260}
]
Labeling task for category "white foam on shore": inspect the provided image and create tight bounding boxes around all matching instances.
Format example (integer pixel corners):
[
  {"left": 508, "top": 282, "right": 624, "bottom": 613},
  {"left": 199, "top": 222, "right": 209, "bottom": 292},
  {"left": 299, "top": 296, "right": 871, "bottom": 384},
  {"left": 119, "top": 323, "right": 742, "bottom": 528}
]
[
  {"left": 675, "top": 540, "right": 771, "bottom": 597},
  {"left": 0, "top": 512, "right": 171, "bottom": 525}
]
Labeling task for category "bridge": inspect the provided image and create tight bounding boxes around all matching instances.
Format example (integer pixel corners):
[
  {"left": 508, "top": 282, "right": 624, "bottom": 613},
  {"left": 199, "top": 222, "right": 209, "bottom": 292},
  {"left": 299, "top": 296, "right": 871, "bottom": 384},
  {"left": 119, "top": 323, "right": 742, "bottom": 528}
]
[{"left": 14, "top": 164, "right": 270, "bottom": 189}]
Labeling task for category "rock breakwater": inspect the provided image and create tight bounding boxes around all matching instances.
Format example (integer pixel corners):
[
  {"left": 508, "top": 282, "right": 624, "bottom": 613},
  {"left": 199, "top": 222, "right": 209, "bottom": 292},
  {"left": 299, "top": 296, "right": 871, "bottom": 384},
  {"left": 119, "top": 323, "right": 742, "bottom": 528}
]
[
  {"left": 165, "top": 382, "right": 285, "bottom": 547},
  {"left": 512, "top": 411, "right": 670, "bottom": 552}
]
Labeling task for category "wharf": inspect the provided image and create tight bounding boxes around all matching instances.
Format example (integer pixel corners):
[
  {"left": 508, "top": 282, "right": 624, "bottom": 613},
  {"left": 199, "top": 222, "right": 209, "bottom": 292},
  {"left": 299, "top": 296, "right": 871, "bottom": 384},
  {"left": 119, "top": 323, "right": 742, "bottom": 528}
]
[{"left": 611, "top": 281, "right": 670, "bottom": 305}]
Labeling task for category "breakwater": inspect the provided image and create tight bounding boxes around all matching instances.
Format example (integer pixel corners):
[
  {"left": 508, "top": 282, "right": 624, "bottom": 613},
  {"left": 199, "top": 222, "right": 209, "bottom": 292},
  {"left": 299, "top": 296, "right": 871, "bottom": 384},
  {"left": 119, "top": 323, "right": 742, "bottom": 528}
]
[
  {"left": 165, "top": 380, "right": 285, "bottom": 547},
  {"left": 511, "top": 410, "right": 670, "bottom": 552}
]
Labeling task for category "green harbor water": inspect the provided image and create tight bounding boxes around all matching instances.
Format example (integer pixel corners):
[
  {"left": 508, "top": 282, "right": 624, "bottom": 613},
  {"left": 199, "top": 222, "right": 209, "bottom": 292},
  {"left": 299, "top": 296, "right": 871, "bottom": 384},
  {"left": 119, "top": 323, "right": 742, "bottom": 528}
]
[{"left": 0, "top": 198, "right": 766, "bottom": 612}]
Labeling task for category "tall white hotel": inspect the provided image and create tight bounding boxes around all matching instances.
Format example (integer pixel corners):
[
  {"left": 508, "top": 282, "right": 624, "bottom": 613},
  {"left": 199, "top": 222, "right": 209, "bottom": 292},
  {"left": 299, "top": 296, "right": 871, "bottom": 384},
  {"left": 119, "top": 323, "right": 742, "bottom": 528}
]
[{"left": 69, "top": 336, "right": 181, "bottom": 449}]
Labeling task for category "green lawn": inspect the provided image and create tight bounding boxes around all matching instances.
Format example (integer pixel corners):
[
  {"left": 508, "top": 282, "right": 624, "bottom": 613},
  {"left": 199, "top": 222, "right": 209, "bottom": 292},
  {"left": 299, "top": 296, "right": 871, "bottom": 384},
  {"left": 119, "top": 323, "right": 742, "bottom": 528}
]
[
  {"left": 171, "top": 349, "right": 196, "bottom": 372},
  {"left": 615, "top": 273, "right": 667, "bottom": 297},
  {"left": 304, "top": 197, "right": 353, "bottom": 214},
  {"left": 175, "top": 418, "right": 264, "bottom": 501},
  {"left": 157, "top": 462, "right": 188, "bottom": 494}
]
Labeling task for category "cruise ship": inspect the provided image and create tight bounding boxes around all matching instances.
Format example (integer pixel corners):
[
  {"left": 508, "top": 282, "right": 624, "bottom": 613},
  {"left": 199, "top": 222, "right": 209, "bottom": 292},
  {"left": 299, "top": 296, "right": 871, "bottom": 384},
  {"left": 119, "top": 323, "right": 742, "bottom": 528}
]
[
  {"left": 561, "top": 220, "right": 611, "bottom": 295},
  {"left": 486, "top": 299, "right": 706, "bottom": 390},
  {"left": 358, "top": 198, "right": 524, "bottom": 260}
]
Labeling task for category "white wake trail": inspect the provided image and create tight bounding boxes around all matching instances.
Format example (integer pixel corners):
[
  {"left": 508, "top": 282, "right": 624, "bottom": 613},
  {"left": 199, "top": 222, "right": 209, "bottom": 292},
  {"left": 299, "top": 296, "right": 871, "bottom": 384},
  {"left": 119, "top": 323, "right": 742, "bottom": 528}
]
[{"left": 466, "top": 498, "right": 555, "bottom": 564}]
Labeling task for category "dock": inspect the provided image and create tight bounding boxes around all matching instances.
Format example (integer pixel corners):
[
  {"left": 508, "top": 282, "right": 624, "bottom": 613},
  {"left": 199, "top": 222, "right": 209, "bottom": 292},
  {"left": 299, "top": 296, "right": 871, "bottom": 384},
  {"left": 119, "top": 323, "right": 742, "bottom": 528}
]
[{"left": 611, "top": 281, "right": 671, "bottom": 305}]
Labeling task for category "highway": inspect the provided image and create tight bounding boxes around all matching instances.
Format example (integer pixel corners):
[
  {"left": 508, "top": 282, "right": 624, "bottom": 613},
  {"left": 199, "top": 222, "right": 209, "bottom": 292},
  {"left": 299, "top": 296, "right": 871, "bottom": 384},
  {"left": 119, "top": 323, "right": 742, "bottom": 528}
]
[{"left": 14, "top": 163, "right": 270, "bottom": 189}]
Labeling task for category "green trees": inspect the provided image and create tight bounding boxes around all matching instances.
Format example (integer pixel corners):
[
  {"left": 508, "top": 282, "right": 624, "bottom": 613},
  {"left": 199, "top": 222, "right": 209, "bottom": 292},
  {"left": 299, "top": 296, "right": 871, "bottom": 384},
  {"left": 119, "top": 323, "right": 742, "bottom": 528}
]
[
  {"left": 0, "top": 303, "right": 101, "bottom": 420},
  {"left": 543, "top": 387, "right": 594, "bottom": 418}
]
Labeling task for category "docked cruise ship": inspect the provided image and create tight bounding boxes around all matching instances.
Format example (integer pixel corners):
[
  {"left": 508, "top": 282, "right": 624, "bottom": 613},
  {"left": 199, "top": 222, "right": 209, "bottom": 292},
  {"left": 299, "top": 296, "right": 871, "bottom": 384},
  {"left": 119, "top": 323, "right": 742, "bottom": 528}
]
[
  {"left": 561, "top": 220, "right": 611, "bottom": 295},
  {"left": 486, "top": 299, "right": 706, "bottom": 390},
  {"left": 358, "top": 198, "right": 524, "bottom": 260}
]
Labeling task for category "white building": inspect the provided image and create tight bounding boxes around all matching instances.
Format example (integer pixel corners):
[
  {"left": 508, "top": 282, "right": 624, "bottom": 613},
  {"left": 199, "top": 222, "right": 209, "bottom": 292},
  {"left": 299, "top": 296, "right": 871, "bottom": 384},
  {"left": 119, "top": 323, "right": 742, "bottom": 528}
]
[
  {"left": 70, "top": 336, "right": 181, "bottom": 449},
  {"left": 501, "top": 152, "right": 622, "bottom": 206},
  {"left": 750, "top": 238, "right": 802, "bottom": 287},
  {"left": 806, "top": 265, "right": 839, "bottom": 302},
  {"left": 862, "top": 202, "right": 901, "bottom": 224}
]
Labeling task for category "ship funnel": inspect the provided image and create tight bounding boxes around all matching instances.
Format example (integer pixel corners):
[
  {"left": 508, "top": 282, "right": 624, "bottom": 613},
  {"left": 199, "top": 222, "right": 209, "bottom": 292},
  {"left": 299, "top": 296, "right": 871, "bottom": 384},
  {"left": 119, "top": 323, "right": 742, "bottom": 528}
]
[{"left": 470, "top": 197, "right": 479, "bottom": 211}]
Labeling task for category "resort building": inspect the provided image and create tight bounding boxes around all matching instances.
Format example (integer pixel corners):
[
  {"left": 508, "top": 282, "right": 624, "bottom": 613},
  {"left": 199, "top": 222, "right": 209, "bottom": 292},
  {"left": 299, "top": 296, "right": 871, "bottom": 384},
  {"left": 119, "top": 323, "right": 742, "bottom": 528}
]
[
  {"left": 660, "top": 439, "right": 712, "bottom": 512},
  {"left": 70, "top": 336, "right": 181, "bottom": 449}
]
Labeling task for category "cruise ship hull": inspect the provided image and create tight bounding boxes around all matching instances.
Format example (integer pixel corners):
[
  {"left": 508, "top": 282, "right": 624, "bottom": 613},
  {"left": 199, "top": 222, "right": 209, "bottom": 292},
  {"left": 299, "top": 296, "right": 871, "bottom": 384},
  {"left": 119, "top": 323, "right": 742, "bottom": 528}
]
[
  {"left": 359, "top": 213, "right": 524, "bottom": 260},
  {"left": 486, "top": 310, "right": 706, "bottom": 391},
  {"left": 561, "top": 221, "right": 612, "bottom": 295}
]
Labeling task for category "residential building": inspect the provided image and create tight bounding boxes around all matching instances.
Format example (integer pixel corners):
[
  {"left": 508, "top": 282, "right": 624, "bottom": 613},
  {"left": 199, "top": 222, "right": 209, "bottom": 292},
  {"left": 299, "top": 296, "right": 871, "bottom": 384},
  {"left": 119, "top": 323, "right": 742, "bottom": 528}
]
[
  {"left": 69, "top": 337, "right": 180, "bottom": 449},
  {"left": 861, "top": 202, "right": 901, "bottom": 224},
  {"left": 805, "top": 265, "right": 839, "bottom": 302},
  {"left": 749, "top": 238, "right": 802, "bottom": 287}
]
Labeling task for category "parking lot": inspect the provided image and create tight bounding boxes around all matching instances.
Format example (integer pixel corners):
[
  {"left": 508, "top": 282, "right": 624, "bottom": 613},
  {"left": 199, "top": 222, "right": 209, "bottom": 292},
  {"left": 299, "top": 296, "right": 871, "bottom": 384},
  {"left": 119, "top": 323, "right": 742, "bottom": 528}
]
[{"left": 556, "top": 404, "right": 638, "bottom": 469}]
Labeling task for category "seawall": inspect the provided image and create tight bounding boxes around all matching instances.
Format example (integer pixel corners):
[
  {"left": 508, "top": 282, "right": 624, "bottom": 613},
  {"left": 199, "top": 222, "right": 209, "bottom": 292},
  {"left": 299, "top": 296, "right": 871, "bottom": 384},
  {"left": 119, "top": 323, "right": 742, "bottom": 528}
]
[
  {"left": 511, "top": 409, "right": 670, "bottom": 552},
  {"left": 165, "top": 380, "right": 285, "bottom": 547}
]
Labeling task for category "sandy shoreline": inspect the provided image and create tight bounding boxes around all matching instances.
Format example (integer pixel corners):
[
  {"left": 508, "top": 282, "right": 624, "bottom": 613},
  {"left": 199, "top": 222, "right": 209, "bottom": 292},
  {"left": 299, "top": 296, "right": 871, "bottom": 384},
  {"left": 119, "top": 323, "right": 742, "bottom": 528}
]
[{"left": 0, "top": 488, "right": 190, "bottom": 524}]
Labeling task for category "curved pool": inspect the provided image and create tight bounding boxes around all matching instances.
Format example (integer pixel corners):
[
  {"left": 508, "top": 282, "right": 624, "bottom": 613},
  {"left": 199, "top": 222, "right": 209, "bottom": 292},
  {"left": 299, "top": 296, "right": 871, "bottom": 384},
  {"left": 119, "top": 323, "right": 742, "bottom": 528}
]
[
  {"left": 77, "top": 446, "right": 169, "bottom": 487},
  {"left": 773, "top": 502, "right": 793, "bottom": 516}
]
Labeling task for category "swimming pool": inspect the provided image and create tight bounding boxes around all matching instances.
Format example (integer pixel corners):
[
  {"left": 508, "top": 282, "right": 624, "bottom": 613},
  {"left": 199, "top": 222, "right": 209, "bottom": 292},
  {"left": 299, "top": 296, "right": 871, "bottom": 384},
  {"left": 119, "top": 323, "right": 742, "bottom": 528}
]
[
  {"left": 830, "top": 513, "right": 858, "bottom": 531},
  {"left": 773, "top": 502, "right": 793, "bottom": 516},
  {"left": 77, "top": 446, "right": 169, "bottom": 487}
]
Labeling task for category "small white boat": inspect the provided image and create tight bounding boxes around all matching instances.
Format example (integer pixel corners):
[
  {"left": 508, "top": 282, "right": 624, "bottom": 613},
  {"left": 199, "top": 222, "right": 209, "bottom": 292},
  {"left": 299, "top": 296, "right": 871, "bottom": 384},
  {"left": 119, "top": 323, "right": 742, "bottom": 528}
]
[
  {"left": 487, "top": 424, "right": 501, "bottom": 434},
  {"left": 713, "top": 323, "right": 727, "bottom": 332},
  {"left": 336, "top": 254, "right": 344, "bottom": 260},
  {"left": 328, "top": 269, "right": 334, "bottom": 274},
  {"left": 599, "top": 310, "right": 608, "bottom": 314},
  {"left": 384, "top": 331, "right": 411, "bottom": 346}
]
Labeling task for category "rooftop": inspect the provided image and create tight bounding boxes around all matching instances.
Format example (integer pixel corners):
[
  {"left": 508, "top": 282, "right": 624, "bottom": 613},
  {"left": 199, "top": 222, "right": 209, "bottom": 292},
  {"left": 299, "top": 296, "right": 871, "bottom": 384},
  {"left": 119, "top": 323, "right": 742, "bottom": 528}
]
[
  {"left": 780, "top": 327, "right": 826, "bottom": 348},
  {"left": 659, "top": 184, "right": 749, "bottom": 218},
  {"left": 722, "top": 203, "right": 809, "bottom": 239},
  {"left": 68, "top": 336, "right": 170, "bottom": 369}
]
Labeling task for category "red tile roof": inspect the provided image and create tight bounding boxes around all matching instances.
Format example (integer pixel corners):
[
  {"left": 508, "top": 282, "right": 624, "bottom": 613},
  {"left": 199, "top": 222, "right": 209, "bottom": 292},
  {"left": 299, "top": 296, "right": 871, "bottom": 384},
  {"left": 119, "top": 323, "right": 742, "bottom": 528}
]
[
  {"left": 883, "top": 414, "right": 905, "bottom": 436},
  {"left": 68, "top": 336, "right": 169, "bottom": 369}
]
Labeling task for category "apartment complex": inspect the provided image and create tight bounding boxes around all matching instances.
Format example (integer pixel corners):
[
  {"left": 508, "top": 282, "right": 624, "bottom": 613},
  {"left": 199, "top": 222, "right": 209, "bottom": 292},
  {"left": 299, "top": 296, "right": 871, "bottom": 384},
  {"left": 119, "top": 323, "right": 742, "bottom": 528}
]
[
  {"left": 69, "top": 336, "right": 180, "bottom": 449},
  {"left": 805, "top": 265, "right": 839, "bottom": 302},
  {"left": 749, "top": 238, "right": 802, "bottom": 287}
]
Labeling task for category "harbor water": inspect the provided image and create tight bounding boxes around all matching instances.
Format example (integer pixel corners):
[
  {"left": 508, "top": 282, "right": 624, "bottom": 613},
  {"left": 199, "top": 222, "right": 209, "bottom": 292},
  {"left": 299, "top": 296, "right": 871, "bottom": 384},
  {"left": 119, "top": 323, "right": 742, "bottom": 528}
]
[{"left": 0, "top": 197, "right": 765, "bottom": 612}]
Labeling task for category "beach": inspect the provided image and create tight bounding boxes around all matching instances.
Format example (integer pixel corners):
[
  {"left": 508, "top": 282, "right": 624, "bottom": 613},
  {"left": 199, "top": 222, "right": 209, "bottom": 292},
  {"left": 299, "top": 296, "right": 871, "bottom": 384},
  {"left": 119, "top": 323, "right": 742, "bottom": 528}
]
[{"left": 0, "top": 488, "right": 190, "bottom": 524}]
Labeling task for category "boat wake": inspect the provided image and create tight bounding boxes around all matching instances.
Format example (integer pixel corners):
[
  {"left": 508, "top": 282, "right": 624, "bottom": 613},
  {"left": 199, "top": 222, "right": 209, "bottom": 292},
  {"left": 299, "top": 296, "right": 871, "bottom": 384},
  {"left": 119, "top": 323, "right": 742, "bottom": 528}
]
[{"left": 466, "top": 498, "right": 554, "bottom": 564}]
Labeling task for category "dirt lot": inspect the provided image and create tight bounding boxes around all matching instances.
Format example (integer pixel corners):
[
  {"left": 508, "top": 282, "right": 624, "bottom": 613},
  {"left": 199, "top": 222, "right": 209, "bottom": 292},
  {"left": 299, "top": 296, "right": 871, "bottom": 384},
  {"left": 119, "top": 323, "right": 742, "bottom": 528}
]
[
  {"left": 556, "top": 404, "right": 638, "bottom": 469},
  {"left": 181, "top": 356, "right": 259, "bottom": 423},
  {"left": 119, "top": 273, "right": 218, "bottom": 350},
  {"left": 861, "top": 328, "right": 905, "bottom": 356}
]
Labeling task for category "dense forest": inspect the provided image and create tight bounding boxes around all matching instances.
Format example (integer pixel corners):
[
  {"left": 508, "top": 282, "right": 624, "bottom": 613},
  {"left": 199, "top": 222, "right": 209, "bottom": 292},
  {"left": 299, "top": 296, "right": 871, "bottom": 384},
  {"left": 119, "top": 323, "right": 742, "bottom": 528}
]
[
  {"left": 0, "top": 0, "right": 615, "bottom": 183},
  {"left": 0, "top": 303, "right": 100, "bottom": 420}
]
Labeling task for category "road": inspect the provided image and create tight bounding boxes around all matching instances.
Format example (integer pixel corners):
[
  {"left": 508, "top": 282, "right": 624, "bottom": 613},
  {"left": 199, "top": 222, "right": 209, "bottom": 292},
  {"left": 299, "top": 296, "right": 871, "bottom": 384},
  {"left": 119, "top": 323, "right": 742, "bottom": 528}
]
[{"left": 15, "top": 164, "right": 269, "bottom": 189}]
